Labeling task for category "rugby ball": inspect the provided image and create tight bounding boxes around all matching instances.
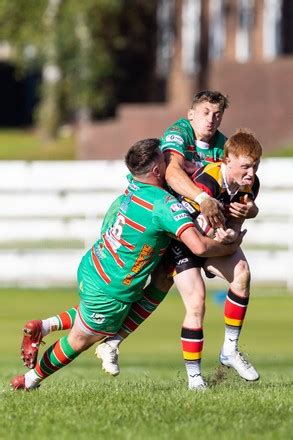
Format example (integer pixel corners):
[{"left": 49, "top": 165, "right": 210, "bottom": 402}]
[{"left": 194, "top": 213, "right": 215, "bottom": 238}]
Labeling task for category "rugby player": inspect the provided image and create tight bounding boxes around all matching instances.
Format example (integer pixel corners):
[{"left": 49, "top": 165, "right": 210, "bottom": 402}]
[
  {"left": 11, "top": 138, "right": 242, "bottom": 390},
  {"left": 170, "top": 129, "right": 262, "bottom": 388}
]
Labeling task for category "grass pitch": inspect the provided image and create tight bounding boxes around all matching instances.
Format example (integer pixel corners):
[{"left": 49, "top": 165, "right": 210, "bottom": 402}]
[{"left": 1, "top": 287, "right": 293, "bottom": 440}]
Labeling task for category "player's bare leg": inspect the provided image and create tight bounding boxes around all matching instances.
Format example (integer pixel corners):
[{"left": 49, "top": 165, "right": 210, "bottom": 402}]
[
  {"left": 174, "top": 268, "right": 207, "bottom": 390},
  {"left": 205, "top": 247, "right": 259, "bottom": 381}
]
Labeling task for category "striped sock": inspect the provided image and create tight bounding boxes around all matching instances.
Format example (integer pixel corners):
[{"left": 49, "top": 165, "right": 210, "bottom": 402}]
[
  {"left": 181, "top": 327, "right": 204, "bottom": 384},
  {"left": 120, "top": 284, "right": 167, "bottom": 335},
  {"left": 42, "top": 306, "right": 78, "bottom": 336},
  {"left": 223, "top": 289, "right": 249, "bottom": 355},
  {"left": 33, "top": 335, "right": 80, "bottom": 382}
]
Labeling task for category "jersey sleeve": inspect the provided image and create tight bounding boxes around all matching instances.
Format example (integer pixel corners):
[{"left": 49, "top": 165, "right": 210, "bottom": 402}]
[
  {"left": 192, "top": 164, "right": 221, "bottom": 198},
  {"left": 153, "top": 193, "right": 195, "bottom": 238},
  {"left": 160, "top": 124, "right": 189, "bottom": 159}
]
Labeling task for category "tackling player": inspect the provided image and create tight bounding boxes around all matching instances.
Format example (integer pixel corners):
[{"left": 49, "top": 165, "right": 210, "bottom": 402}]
[{"left": 11, "top": 138, "right": 242, "bottom": 390}]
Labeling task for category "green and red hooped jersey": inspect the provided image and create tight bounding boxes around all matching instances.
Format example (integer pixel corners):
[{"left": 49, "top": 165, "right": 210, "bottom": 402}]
[
  {"left": 160, "top": 118, "right": 227, "bottom": 166},
  {"left": 83, "top": 179, "right": 195, "bottom": 303}
]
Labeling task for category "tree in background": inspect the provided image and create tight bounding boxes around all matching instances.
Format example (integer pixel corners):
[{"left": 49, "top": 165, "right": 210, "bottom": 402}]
[{"left": 0, "top": 0, "right": 124, "bottom": 139}]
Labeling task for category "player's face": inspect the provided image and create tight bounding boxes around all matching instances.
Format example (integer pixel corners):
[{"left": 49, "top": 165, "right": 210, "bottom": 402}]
[
  {"left": 226, "top": 154, "right": 260, "bottom": 186},
  {"left": 187, "top": 101, "right": 223, "bottom": 142}
]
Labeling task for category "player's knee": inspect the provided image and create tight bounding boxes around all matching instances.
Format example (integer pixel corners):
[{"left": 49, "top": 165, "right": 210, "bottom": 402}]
[
  {"left": 185, "top": 299, "right": 205, "bottom": 318},
  {"left": 233, "top": 260, "right": 251, "bottom": 291}
]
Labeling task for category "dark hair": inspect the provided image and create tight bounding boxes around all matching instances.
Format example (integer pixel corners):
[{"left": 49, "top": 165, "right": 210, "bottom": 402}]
[
  {"left": 223, "top": 129, "right": 262, "bottom": 160},
  {"left": 125, "top": 138, "right": 162, "bottom": 175},
  {"left": 191, "top": 90, "right": 229, "bottom": 113}
]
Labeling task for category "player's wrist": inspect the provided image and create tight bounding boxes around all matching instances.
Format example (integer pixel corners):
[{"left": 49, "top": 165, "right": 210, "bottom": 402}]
[{"left": 194, "top": 192, "right": 210, "bottom": 206}]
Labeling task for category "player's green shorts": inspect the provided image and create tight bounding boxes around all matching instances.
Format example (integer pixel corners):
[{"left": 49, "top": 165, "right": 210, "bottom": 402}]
[{"left": 77, "top": 254, "right": 131, "bottom": 335}]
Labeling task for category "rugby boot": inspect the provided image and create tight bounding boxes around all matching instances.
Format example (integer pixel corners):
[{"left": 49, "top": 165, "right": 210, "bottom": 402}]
[
  {"left": 95, "top": 341, "right": 120, "bottom": 376},
  {"left": 219, "top": 349, "right": 260, "bottom": 381},
  {"left": 10, "top": 375, "right": 26, "bottom": 390},
  {"left": 10, "top": 374, "right": 40, "bottom": 391},
  {"left": 21, "top": 320, "right": 43, "bottom": 369},
  {"left": 188, "top": 374, "right": 207, "bottom": 391}
]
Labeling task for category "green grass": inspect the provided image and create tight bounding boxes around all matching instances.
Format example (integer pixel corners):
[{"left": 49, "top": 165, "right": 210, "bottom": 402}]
[
  {"left": 0, "top": 129, "right": 75, "bottom": 160},
  {"left": 0, "top": 287, "right": 293, "bottom": 440},
  {"left": 0, "top": 128, "right": 292, "bottom": 160}
]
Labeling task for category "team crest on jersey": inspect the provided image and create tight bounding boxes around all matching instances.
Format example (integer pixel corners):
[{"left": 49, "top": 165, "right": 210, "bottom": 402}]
[
  {"left": 170, "top": 202, "right": 184, "bottom": 212},
  {"left": 165, "top": 195, "right": 174, "bottom": 204},
  {"left": 165, "top": 134, "right": 184, "bottom": 145}
]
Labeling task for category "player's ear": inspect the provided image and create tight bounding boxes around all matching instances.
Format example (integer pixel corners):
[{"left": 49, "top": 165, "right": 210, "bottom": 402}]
[
  {"left": 187, "top": 108, "right": 195, "bottom": 121},
  {"left": 152, "top": 165, "right": 160, "bottom": 177}
]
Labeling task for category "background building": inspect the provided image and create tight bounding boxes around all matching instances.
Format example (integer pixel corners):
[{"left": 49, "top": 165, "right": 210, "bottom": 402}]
[{"left": 77, "top": 0, "right": 293, "bottom": 159}]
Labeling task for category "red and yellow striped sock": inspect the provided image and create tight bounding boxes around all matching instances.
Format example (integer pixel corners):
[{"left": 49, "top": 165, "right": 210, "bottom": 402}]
[
  {"left": 34, "top": 335, "right": 79, "bottom": 380},
  {"left": 223, "top": 289, "right": 249, "bottom": 354},
  {"left": 120, "top": 284, "right": 167, "bottom": 335},
  {"left": 181, "top": 327, "right": 203, "bottom": 378}
]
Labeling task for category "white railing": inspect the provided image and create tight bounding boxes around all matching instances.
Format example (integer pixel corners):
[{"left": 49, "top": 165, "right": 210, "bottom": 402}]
[{"left": 0, "top": 159, "right": 292, "bottom": 288}]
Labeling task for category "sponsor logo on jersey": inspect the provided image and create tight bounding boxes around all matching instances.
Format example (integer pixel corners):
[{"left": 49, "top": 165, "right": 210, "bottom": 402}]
[
  {"left": 170, "top": 125, "right": 182, "bottom": 132},
  {"left": 90, "top": 313, "right": 105, "bottom": 324},
  {"left": 174, "top": 213, "right": 190, "bottom": 221},
  {"left": 129, "top": 182, "right": 139, "bottom": 191},
  {"left": 93, "top": 243, "right": 105, "bottom": 259},
  {"left": 165, "top": 134, "right": 184, "bottom": 145},
  {"left": 170, "top": 202, "right": 184, "bottom": 212},
  {"left": 178, "top": 258, "right": 188, "bottom": 265},
  {"left": 131, "top": 244, "right": 153, "bottom": 274},
  {"left": 123, "top": 244, "right": 153, "bottom": 285},
  {"left": 120, "top": 193, "right": 131, "bottom": 212},
  {"left": 181, "top": 199, "right": 196, "bottom": 214}
]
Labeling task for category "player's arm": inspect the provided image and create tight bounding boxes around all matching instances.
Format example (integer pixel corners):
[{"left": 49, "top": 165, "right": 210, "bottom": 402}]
[
  {"left": 164, "top": 152, "right": 224, "bottom": 227},
  {"left": 164, "top": 152, "right": 202, "bottom": 200},
  {"left": 179, "top": 226, "right": 245, "bottom": 258}
]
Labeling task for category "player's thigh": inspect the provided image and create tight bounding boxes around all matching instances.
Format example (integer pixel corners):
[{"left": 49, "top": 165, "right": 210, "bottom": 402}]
[
  {"left": 204, "top": 247, "right": 249, "bottom": 282},
  {"left": 174, "top": 267, "right": 206, "bottom": 311}
]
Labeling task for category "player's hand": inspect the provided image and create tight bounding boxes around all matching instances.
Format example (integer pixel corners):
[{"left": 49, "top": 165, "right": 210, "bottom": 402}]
[
  {"left": 200, "top": 197, "right": 225, "bottom": 228},
  {"left": 229, "top": 195, "right": 259, "bottom": 219},
  {"left": 223, "top": 229, "right": 247, "bottom": 254},
  {"left": 214, "top": 227, "right": 238, "bottom": 244}
]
